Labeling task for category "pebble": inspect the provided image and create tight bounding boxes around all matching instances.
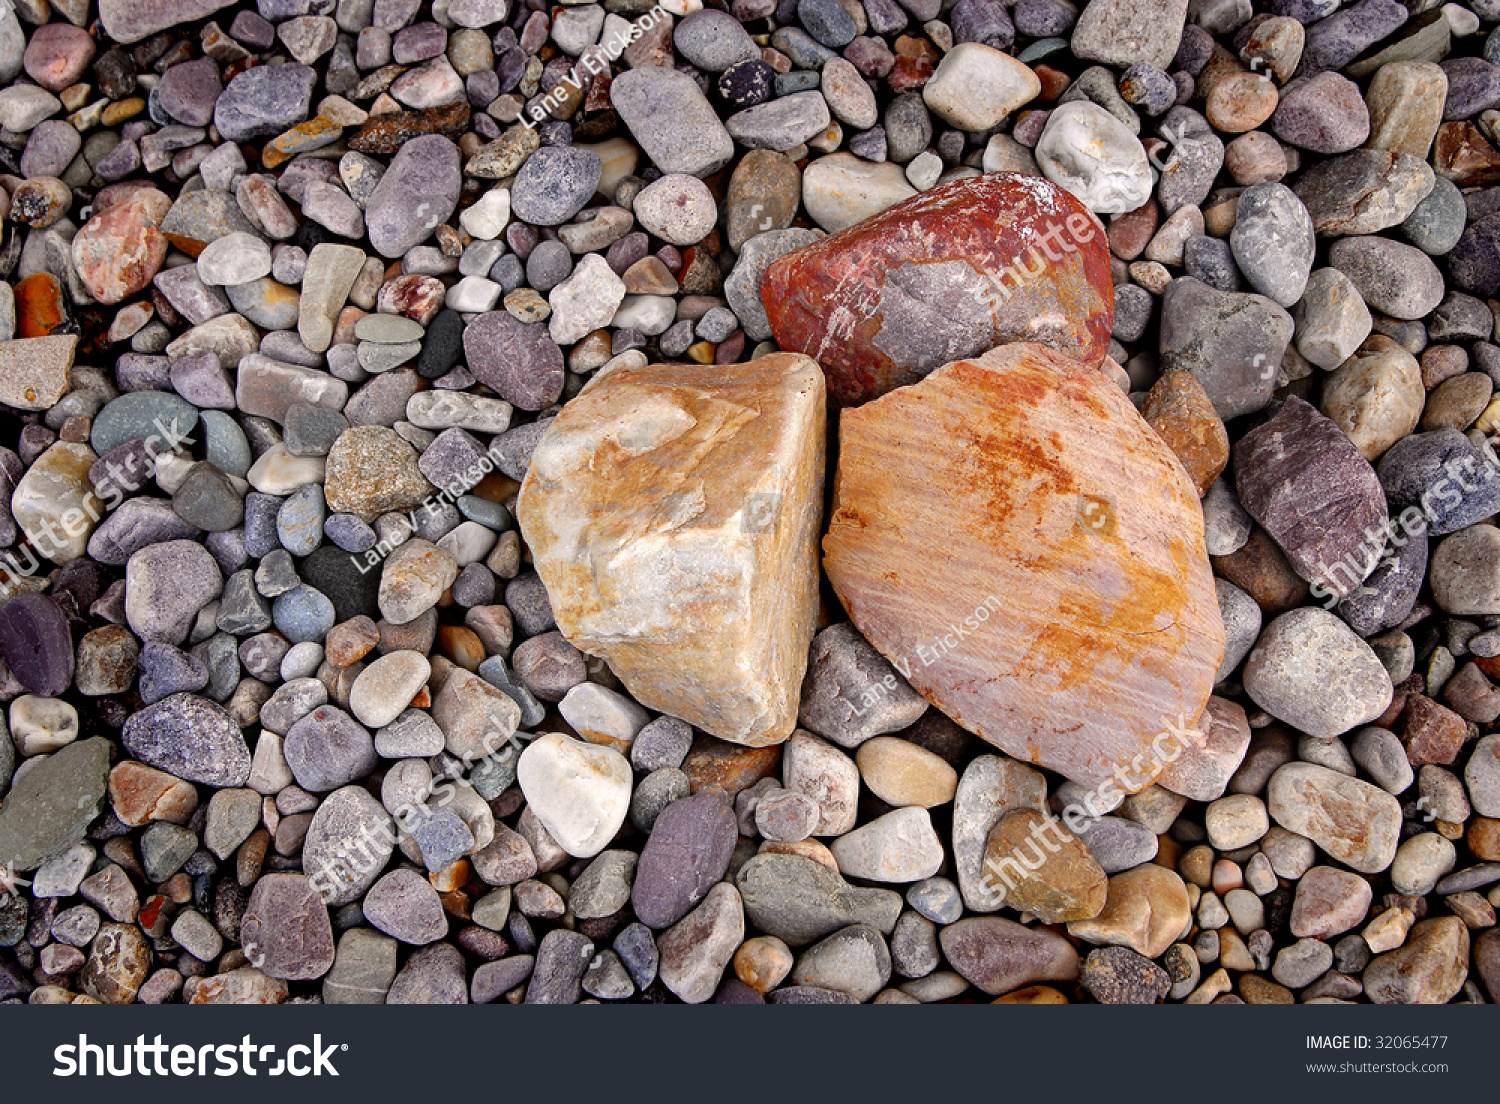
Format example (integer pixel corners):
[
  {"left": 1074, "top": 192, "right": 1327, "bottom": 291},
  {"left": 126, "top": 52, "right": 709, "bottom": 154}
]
[
  {"left": 1036, "top": 101, "right": 1152, "bottom": 214},
  {"left": 122, "top": 694, "right": 249, "bottom": 787},
  {"left": 939, "top": 916, "right": 1080, "bottom": 995},
  {"left": 610, "top": 67, "right": 734, "bottom": 178},
  {"left": 657, "top": 882, "right": 743, "bottom": 1004},
  {"left": 1269, "top": 763, "right": 1403, "bottom": 873},
  {"left": 214, "top": 63, "right": 318, "bottom": 144},
  {"left": 0, "top": 738, "right": 110, "bottom": 874},
  {"left": 1229, "top": 183, "right": 1313, "bottom": 307},
  {"left": 737, "top": 853, "right": 902, "bottom": 946},
  {"left": 1469, "top": 735, "right": 1500, "bottom": 817},
  {"left": 1082, "top": 946, "right": 1171, "bottom": 1004},
  {"left": 828, "top": 807, "right": 944, "bottom": 883},
  {"left": 799, "top": 624, "right": 927, "bottom": 747},
  {"left": 516, "top": 734, "right": 631, "bottom": 858},
  {"left": 363, "top": 868, "right": 447, "bottom": 945},
  {"left": 240, "top": 874, "right": 335, "bottom": 980},
  {"left": 1235, "top": 396, "right": 1389, "bottom": 600},
  {"left": 921, "top": 43, "right": 1039, "bottom": 131},
  {"left": 633, "top": 793, "right": 738, "bottom": 929},
  {"left": 1159, "top": 277, "right": 1293, "bottom": 419},
  {"left": 855, "top": 738, "right": 957, "bottom": 809},
  {"left": 1364, "top": 916, "right": 1470, "bottom": 1003},
  {"left": 1244, "top": 609, "right": 1394, "bottom": 737},
  {"left": 512, "top": 147, "right": 602, "bottom": 228},
  {"left": 1330, "top": 235, "right": 1446, "bottom": 320},
  {"left": 1272, "top": 71, "right": 1370, "bottom": 153},
  {"left": 283, "top": 706, "right": 379, "bottom": 792},
  {"left": 0, "top": 593, "right": 74, "bottom": 697},
  {"left": 670, "top": 9, "right": 755, "bottom": 71},
  {"left": 365, "top": 135, "right": 460, "bottom": 259},
  {"left": 350, "top": 651, "right": 430, "bottom": 728}
]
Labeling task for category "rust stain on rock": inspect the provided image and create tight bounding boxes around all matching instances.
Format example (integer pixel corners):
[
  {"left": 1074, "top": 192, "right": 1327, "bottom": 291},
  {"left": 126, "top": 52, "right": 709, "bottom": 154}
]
[{"left": 823, "top": 342, "right": 1225, "bottom": 792}]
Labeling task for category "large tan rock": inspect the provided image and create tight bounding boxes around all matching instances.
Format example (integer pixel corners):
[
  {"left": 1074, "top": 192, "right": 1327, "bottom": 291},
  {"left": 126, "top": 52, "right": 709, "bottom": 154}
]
[
  {"left": 518, "top": 354, "right": 826, "bottom": 747},
  {"left": 823, "top": 342, "right": 1224, "bottom": 791}
]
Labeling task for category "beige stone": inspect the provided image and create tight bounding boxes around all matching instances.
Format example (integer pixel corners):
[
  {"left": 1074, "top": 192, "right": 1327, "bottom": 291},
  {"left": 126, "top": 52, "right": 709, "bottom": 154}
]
[
  {"left": 1267, "top": 762, "right": 1402, "bottom": 873},
  {"left": 1364, "top": 916, "right": 1470, "bottom": 1004},
  {"left": 854, "top": 736, "right": 958, "bottom": 808},
  {"left": 0, "top": 335, "right": 73, "bottom": 411},
  {"left": 800, "top": 153, "right": 917, "bottom": 234},
  {"left": 1320, "top": 336, "right": 1423, "bottom": 461},
  {"left": 1363, "top": 906, "right": 1415, "bottom": 953},
  {"left": 823, "top": 342, "right": 1224, "bottom": 792},
  {"left": 1366, "top": 61, "right": 1448, "bottom": 160},
  {"left": 1156, "top": 696, "right": 1251, "bottom": 802},
  {"left": 299, "top": 243, "right": 366, "bottom": 353},
  {"left": 325, "top": 427, "right": 435, "bottom": 523},
  {"left": 11, "top": 441, "right": 98, "bottom": 563},
  {"left": 518, "top": 354, "right": 826, "bottom": 748},
  {"left": 1067, "top": 864, "right": 1192, "bottom": 959},
  {"left": 781, "top": 730, "right": 860, "bottom": 836}
]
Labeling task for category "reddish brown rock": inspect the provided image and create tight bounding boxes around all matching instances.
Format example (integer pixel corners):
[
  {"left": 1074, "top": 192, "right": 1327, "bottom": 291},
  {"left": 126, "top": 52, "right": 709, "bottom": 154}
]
[
  {"left": 1142, "top": 370, "right": 1229, "bottom": 497},
  {"left": 1434, "top": 121, "right": 1500, "bottom": 188},
  {"left": 1469, "top": 818, "right": 1500, "bottom": 861},
  {"left": 1211, "top": 527, "right": 1309, "bottom": 614},
  {"left": 348, "top": 102, "right": 471, "bottom": 154},
  {"left": 1107, "top": 199, "right": 1158, "bottom": 261},
  {"left": 71, "top": 188, "right": 171, "bottom": 306},
  {"left": 980, "top": 808, "right": 1108, "bottom": 922},
  {"left": 762, "top": 173, "right": 1113, "bottom": 408},
  {"left": 683, "top": 735, "right": 781, "bottom": 799},
  {"left": 1401, "top": 693, "right": 1468, "bottom": 767},
  {"left": 108, "top": 762, "right": 198, "bottom": 828},
  {"left": 823, "top": 342, "right": 1224, "bottom": 792}
]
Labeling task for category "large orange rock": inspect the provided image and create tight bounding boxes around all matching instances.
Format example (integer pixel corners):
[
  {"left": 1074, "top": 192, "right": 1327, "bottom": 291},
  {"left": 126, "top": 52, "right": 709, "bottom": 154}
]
[
  {"left": 823, "top": 342, "right": 1224, "bottom": 791},
  {"left": 762, "top": 173, "right": 1113, "bottom": 408},
  {"left": 518, "top": 354, "right": 826, "bottom": 747}
]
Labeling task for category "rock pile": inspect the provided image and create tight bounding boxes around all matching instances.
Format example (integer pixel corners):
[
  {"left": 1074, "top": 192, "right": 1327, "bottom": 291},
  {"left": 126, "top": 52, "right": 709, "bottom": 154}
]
[{"left": 0, "top": 0, "right": 1496, "bottom": 1008}]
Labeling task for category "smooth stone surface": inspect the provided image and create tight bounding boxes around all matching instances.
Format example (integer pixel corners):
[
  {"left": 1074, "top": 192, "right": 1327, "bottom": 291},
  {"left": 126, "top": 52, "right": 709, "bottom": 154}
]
[
  {"left": 516, "top": 734, "right": 631, "bottom": 858},
  {"left": 1243, "top": 609, "right": 1394, "bottom": 737},
  {"left": 1268, "top": 762, "right": 1403, "bottom": 873},
  {"left": 764, "top": 174, "right": 1112, "bottom": 409}
]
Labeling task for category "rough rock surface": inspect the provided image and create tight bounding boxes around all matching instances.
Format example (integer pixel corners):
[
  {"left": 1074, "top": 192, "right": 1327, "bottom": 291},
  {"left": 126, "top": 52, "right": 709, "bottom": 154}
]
[{"left": 519, "top": 355, "right": 826, "bottom": 747}]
